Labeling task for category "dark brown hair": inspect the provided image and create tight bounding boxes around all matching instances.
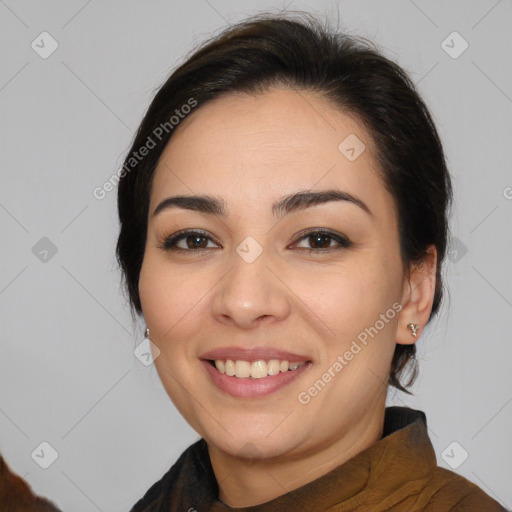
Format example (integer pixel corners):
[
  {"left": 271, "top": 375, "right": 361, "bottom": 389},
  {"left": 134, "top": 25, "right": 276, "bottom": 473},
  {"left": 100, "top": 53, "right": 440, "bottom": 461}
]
[{"left": 116, "top": 12, "right": 453, "bottom": 393}]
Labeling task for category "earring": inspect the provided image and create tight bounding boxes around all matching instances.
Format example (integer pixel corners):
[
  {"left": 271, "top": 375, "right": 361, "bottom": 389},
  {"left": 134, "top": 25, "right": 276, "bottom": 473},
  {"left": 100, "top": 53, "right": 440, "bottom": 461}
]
[
  {"left": 144, "top": 328, "right": 150, "bottom": 339},
  {"left": 407, "top": 323, "right": 420, "bottom": 337}
]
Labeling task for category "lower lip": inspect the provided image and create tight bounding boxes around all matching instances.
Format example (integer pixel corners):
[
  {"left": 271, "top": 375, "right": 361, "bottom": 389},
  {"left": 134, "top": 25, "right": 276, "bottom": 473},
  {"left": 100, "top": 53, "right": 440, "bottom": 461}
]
[{"left": 201, "top": 360, "right": 312, "bottom": 398}]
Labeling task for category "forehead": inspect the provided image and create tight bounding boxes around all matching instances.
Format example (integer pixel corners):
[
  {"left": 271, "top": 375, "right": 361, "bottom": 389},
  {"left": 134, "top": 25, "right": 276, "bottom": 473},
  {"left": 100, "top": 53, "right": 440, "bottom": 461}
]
[{"left": 151, "top": 87, "right": 391, "bottom": 218}]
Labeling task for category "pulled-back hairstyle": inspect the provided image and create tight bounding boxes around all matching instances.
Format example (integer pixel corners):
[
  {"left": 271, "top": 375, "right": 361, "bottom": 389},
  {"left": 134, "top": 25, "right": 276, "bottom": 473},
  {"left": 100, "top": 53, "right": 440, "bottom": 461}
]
[{"left": 116, "top": 12, "right": 453, "bottom": 393}]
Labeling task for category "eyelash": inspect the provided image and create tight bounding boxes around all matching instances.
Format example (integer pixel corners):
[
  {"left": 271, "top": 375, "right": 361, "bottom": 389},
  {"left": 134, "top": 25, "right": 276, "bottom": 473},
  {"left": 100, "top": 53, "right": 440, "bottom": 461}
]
[{"left": 157, "top": 228, "right": 352, "bottom": 255}]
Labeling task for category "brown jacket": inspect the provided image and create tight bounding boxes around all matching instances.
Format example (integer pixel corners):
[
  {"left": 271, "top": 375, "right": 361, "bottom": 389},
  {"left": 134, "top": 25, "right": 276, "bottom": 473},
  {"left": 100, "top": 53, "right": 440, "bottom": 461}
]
[
  {"left": 0, "top": 455, "right": 62, "bottom": 511},
  {"left": 129, "top": 406, "right": 508, "bottom": 511}
]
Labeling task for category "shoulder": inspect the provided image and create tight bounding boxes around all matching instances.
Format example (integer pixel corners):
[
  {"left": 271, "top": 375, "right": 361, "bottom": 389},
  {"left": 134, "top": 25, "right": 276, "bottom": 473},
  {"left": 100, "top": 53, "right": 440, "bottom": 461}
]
[
  {"left": 379, "top": 407, "right": 507, "bottom": 511},
  {"left": 419, "top": 466, "right": 508, "bottom": 511}
]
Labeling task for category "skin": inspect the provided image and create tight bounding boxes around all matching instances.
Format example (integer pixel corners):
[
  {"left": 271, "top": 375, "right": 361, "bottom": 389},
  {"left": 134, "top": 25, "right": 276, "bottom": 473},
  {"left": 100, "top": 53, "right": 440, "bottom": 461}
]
[{"left": 138, "top": 87, "right": 437, "bottom": 507}]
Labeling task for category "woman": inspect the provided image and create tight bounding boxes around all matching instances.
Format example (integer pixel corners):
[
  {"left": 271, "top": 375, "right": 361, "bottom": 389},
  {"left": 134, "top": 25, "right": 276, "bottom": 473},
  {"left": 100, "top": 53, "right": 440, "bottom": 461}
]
[{"left": 117, "top": 12, "right": 506, "bottom": 511}]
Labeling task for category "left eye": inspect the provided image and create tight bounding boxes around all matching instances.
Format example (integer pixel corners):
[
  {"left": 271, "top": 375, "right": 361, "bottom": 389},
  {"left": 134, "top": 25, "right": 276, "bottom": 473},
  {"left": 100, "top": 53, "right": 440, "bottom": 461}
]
[
  {"left": 292, "top": 230, "right": 352, "bottom": 252},
  {"left": 159, "top": 229, "right": 352, "bottom": 253}
]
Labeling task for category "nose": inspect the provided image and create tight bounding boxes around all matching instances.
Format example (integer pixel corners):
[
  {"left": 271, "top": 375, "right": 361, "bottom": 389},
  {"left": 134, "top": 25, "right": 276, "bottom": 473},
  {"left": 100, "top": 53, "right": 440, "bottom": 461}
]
[{"left": 210, "top": 245, "right": 291, "bottom": 329}]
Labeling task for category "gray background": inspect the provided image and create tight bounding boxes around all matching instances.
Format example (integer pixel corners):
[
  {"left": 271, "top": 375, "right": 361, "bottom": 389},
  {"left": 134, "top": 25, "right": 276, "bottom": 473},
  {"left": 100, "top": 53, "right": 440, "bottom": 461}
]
[{"left": 1, "top": 1, "right": 511, "bottom": 510}]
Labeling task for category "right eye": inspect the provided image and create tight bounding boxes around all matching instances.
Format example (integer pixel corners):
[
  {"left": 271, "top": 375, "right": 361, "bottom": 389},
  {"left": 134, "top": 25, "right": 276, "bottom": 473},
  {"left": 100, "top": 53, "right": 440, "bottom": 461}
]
[{"left": 158, "top": 229, "right": 220, "bottom": 253}]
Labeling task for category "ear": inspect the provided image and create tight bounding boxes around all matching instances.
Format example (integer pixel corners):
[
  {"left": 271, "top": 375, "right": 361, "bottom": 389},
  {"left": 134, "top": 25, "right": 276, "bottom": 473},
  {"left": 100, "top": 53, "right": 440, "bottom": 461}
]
[{"left": 396, "top": 244, "right": 437, "bottom": 345}]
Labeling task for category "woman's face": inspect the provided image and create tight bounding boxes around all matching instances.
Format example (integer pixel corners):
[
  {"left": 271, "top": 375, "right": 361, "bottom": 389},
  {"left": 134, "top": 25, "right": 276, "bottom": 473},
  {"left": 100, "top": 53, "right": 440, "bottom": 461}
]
[{"left": 139, "top": 87, "right": 414, "bottom": 461}]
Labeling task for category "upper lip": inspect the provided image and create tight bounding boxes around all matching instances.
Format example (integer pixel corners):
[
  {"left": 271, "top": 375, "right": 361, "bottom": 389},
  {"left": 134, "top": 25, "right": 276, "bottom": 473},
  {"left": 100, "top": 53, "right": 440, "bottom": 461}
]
[{"left": 200, "top": 346, "right": 311, "bottom": 362}]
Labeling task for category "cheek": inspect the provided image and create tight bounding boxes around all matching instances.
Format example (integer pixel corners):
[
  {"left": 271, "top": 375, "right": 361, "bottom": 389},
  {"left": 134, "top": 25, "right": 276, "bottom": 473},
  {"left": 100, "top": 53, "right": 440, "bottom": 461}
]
[
  {"left": 138, "top": 254, "right": 202, "bottom": 342},
  {"left": 139, "top": 257, "right": 170, "bottom": 325},
  {"left": 138, "top": 252, "right": 227, "bottom": 370},
  {"left": 286, "top": 257, "right": 399, "bottom": 344}
]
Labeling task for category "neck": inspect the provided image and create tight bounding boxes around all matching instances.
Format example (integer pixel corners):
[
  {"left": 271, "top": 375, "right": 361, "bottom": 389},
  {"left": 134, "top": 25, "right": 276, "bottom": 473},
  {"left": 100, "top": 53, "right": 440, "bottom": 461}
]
[{"left": 208, "top": 399, "right": 386, "bottom": 508}]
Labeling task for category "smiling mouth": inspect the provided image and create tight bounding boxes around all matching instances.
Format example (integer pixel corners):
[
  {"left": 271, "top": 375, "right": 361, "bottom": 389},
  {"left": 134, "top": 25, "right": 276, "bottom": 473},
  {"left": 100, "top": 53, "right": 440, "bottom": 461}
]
[{"left": 206, "top": 358, "right": 311, "bottom": 379}]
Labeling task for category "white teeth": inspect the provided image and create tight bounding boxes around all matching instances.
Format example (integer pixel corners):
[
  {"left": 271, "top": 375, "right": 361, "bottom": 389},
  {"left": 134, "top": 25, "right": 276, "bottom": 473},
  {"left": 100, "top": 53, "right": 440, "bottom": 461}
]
[
  {"left": 212, "top": 358, "right": 306, "bottom": 378},
  {"left": 250, "top": 360, "right": 268, "bottom": 378},
  {"left": 225, "top": 359, "right": 235, "bottom": 376},
  {"left": 215, "top": 360, "right": 225, "bottom": 374},
  {"left": 267, "top": 359, "right": 280, "bottom": 375},
  {"left": 235, "top": 360, "right": 251, "bottom": 378}
]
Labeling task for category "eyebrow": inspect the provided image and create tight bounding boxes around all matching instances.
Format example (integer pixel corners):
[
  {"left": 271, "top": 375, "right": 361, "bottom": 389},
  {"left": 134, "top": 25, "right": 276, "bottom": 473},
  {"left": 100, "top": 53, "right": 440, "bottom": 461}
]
[{"left": 152, "top": 189, "right": 373, "bottom": 218}]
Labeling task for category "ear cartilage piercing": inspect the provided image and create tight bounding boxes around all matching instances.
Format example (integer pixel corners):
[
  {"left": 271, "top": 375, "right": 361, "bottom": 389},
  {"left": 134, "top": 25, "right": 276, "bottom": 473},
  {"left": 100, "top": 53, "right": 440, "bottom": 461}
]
[{"left": 407, "top": 323, "right": 420, "bottom": 337}]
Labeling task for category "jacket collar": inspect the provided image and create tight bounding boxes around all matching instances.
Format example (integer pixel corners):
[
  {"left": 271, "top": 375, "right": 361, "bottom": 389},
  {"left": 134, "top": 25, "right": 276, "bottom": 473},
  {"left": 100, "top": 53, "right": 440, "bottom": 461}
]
[{"left": 171, "top": 406, "right": 436, "bottom": 511}]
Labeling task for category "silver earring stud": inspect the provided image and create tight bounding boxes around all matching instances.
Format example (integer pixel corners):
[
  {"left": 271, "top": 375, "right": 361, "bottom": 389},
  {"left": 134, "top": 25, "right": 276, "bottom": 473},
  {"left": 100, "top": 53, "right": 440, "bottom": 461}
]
[
  {"left": 407, "top": 323, "right": 420, "bottom": 337},
  {"left": 144, "top": 328, "right": 150, "bottom": 339}
]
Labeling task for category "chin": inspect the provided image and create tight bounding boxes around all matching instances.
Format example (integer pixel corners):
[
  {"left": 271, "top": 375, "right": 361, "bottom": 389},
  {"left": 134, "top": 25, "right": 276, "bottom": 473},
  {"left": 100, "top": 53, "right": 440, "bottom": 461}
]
[{"left": 205, "top": 424, "right": 303, "bottom": 462}]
